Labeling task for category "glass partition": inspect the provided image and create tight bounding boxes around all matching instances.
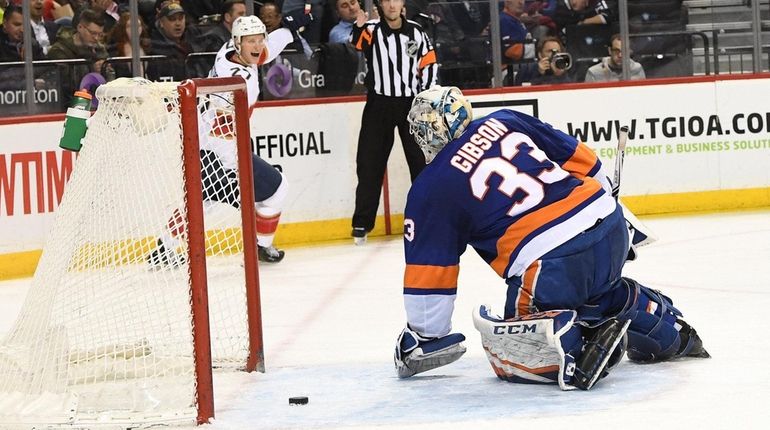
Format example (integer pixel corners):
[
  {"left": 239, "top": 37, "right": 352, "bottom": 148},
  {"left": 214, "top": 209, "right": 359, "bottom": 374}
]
[{"left": 1, "top": 0, "right": 769, "bottom": 117}]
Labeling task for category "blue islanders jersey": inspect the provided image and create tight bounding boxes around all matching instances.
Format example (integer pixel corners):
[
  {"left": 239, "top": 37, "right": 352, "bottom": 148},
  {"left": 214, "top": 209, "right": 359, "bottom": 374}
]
[{"left": 402, "top": 109, "right": 617, "bottom": 337}]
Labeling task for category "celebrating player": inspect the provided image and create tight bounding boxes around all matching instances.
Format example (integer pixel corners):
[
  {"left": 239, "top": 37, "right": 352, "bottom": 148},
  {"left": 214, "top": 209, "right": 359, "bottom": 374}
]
[
  {"left": 148, "top": 14, "right": 308, "bottom": 267},
  {"left": 394, "top": 86, "right": 709, "bottom": 390}
]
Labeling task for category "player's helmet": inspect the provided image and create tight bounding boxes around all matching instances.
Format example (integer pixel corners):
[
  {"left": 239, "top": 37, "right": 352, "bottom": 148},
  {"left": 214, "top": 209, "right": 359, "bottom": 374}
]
[
  {"left": 407, "top": 86, "right": 472, "bottom": 163},
  {"left": 232, "top": 16, "right": 267, "bottom": 54}
]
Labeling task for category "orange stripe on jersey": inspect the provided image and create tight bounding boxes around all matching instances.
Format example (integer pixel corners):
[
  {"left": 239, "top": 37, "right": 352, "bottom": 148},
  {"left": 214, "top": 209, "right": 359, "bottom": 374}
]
[
  {"left": 504, "top": 44, "right": 524, "bottom": 61},
  {"left": 418, "top": 50, "right": 437, "bottom": 70},
  {"left": 561, "top": 141, "right": 599, "bottom": 178},
  {"left": 490, "top": 179, "right": 603, "bottom": 276},
  {"left": 355, "top": 28, "right": 372, "bottom": 51},
  {"left": 404, "top": 264, "right": 459, "bottom": 289},
  {"left": 516, "top": 260, "right": 540, "bottom": 317}
]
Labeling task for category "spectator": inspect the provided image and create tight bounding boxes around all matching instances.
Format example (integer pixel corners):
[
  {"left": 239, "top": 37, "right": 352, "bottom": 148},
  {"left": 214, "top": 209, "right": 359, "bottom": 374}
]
[
  {"left": 446, "top": 0, "right": 489, "bottom": 37},
  {"left": 106, "top": 11, "right": 151, "bottom": 76},
  {"left": 552, "top": 0, "right": 615, "bottom": 29},
  {"left": 259, "top": 2, "right": 313, "bottom": 58},
  {"left": 501, "top": 0, "right": 535, "bottom": 63},
  {"left": 513, "top": 35, "right": 573, "bottom": 85},
  {"left": 0, "top": 1, "right": 8, "bottom": 23},
  {"left": 45, "top": 1, "right": 79, "bottom": 26},
  {"left": 147, "top": 0, "right": 193, "bottom": 81},
  {"left": 47, "top": 8, "right": 109, "bottom": 105},
  {"left": 426, "top": 3, "right": 465, "bottom": 63},
  {"left": 1, "top": 5, "right": 49, "bottom": 95},
  {"left": 195, "top": 0, "right": 246, "bottom": 53},
  {"left": 584, "top": 33, "right": 645, "bottom": 82},
  {"left": 328, "top": 0, "right": 359, "bottom": 44},
  {"left": 281, "top": 0, "right": 323, "bottom": 44},
  {"left": 48, "top": 7, "right": 108, "bottom": 66},
  {"left": 349, "top": 0, "right": 437, "bottom": 244},
  {"left": 404, "top": 0, "right": 429, "bottom": 21},
  {"left": 30, "top": 0, "right": 59, "bottom": 55},
  {"left": 522, "top": 0, "right": 557, "bottom": 40},
  {"left": 1, "top": 5, "right": 45, "bottom": 61},
  {"left": 180, "top": 0, "right": 223, "bottom": 23},
  {"left": 88, "top": 0, "right": 119, "bottom": 33},
  {"left": 58, "top": 0, "right": 90, "bottom": 21}
]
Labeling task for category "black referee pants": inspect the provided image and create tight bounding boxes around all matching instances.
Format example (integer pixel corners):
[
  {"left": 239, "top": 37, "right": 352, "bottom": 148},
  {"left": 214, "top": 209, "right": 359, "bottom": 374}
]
[{"left": 352, "top": 93, "right": 426, "bottom": 232}]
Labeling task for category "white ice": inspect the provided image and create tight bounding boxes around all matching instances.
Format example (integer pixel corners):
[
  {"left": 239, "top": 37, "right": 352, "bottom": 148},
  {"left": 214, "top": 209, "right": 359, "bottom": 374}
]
[{"left": 1, "top": 209, "right": 769, "bottom": 429}]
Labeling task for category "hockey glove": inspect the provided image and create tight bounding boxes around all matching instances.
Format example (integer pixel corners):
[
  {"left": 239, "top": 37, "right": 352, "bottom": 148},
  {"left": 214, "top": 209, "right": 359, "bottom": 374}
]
[{"left": 394, "top": 326, "right": 466, "bottom": 378}]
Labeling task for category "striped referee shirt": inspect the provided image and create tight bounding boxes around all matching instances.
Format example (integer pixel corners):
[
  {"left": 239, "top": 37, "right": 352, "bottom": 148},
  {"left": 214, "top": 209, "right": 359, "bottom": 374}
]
[{"left": 352, "top": 19, "right": 438, "bottom": 97}]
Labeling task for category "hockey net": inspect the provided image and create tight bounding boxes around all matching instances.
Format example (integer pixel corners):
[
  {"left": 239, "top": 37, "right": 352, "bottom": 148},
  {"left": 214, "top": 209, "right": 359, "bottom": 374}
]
[{"left": 0, "top": 77, "right": 263, "bottom": 428}]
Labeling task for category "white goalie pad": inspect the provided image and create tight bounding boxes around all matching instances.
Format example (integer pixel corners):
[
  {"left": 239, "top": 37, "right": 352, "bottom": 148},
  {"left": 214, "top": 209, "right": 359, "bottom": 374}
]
[{"left": 472, "top": 305, "right": 582, "bottom": 391}]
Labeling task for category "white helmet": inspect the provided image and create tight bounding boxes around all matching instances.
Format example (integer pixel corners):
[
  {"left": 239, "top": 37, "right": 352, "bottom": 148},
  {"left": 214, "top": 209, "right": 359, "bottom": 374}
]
[
  {"left": 232, "top": 15, "right": 267, "bottom": 53},
  {"left": 408, "top": 86, "right": 473, "bottom": 163}
]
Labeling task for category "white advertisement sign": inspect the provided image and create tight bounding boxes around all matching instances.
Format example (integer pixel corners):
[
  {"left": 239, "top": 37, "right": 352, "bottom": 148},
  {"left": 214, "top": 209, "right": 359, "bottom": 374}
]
[{"left": 2, "top": 78, "right": 770, "bottom": 256}]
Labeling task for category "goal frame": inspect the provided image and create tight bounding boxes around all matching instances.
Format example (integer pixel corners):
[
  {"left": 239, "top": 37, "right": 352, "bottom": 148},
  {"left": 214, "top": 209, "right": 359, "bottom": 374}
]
[{"left": 178, "top": 77, "right": 264, "bottom": 425}]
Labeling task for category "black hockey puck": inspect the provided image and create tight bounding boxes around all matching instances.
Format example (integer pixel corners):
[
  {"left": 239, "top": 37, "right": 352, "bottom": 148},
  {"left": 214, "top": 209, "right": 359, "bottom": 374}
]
[{"left": 289, "top": 396, "right": 309, "bottom": 405}]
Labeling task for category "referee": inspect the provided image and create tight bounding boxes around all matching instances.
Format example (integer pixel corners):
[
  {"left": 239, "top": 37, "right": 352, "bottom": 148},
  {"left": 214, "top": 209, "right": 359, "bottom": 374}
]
[{"left": 350, "top": 0, "right": 438, "bottom": 244}]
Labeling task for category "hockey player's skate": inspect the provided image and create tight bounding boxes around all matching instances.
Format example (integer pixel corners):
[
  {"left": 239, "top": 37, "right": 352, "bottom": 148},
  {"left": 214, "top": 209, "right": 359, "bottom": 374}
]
[
  {"left": 627, "top": 318, "right": 710, "bottom": 362},
  {"left": 258, "top": 245, "right": 284, "bottom": 263},
  {"left": 351, "top": 227, "right": 367, "bottom": 246},
  {"left": 394, "top": 326, "right": 466, "bottom": 378},
  {"left": 572, "top": 317, "right": 631, "bottom": 390},
  {"left": 146, "top": 239, "right": 186, "bottom": 270},
  {"left": 675, "top": 319, "right": 710, "bottom": 359}
]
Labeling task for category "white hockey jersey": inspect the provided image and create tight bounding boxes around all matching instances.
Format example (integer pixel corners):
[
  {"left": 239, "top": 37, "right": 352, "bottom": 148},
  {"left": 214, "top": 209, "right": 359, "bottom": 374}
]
[{"left": 199, "top": 28, "right": 294, "bottom": 170}]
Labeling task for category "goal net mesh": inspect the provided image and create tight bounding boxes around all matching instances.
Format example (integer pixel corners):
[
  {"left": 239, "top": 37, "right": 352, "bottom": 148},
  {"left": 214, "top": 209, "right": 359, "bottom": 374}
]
[{"left": 0, "top": 78, "right": 254, "bottom": 428}]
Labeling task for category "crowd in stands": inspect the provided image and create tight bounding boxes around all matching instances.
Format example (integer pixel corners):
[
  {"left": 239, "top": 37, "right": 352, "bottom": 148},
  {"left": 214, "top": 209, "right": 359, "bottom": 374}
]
[{"left": 1, "top": 0, "right": 690, "bottom": 107}]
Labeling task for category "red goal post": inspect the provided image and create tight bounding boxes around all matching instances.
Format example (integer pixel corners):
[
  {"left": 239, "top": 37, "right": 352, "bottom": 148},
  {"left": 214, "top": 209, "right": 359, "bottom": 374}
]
[{"left": 179, "top": 77, "right": 265, "bottom": 424}]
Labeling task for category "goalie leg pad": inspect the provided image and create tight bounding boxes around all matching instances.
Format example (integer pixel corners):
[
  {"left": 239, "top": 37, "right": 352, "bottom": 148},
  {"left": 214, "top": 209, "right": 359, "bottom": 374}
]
[
  {"left": 626, "top": 281, "right": 710, "bottom": 362},
  {"left": 473, "top": 305, "right": 582, "bottom": 391},
  {"left": 626, "top": 281, "right": 682, "bottom": 362},
  {"left": 394, "top": 326, "right": 466, "bottom": 378}
]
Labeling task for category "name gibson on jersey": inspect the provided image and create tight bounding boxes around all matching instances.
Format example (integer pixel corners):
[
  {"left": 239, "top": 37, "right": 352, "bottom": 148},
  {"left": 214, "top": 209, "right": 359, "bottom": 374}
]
[{"left": 450, "top": 118, "right": 509, "bottom": 173}]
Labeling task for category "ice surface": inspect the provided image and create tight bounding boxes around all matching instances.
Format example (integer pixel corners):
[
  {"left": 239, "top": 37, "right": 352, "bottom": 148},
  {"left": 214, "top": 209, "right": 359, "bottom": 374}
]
[{"left": 1, "top": 210, "right": 769, "bottom": 429}]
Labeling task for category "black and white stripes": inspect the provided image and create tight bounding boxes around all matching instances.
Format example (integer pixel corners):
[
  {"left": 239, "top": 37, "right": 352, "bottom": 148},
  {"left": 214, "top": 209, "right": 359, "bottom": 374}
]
[{"left": 353, "top": 19, "right": 438, "bottom": 97}]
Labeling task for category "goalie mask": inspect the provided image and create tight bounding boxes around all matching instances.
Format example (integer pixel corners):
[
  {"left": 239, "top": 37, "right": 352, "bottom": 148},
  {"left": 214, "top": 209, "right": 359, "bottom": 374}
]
[
  {"left": 408, "top": 86, "right": 472, "bottom": 163},
  {"left": 232, "top": 15, "right": 267, "bottom": 56}
]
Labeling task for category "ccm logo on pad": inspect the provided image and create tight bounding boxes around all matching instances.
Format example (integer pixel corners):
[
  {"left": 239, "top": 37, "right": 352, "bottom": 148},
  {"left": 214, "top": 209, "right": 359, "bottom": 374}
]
[{"left": 492, "top": 324, "right": 537, "bottom": 335}]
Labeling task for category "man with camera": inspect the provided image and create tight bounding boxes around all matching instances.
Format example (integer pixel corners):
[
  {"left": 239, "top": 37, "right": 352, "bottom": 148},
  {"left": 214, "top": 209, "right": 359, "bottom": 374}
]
[{"left": 513, "top": 36, "right": 573, "bottom": 86}]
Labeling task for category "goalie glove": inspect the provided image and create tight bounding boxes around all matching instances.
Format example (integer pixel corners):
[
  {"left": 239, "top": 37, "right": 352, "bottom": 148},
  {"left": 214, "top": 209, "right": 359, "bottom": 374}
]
[{"left": 394, "top": 326, "right": 466, "bottom": 378}]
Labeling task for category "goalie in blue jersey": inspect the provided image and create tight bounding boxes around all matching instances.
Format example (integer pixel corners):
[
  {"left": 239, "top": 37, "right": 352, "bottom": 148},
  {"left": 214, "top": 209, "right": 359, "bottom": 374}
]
[{"left": 394, "top": 86, "right": 709, "bottom": 390}]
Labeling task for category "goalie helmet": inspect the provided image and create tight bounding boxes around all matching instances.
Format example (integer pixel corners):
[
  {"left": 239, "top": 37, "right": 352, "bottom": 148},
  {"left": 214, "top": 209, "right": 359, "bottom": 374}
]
[
  {"left": 407, "top": 86, "right": 472, "bottom": 163},
  {"left": 232, "top": 15, "right": 267, "bottom": 54}
]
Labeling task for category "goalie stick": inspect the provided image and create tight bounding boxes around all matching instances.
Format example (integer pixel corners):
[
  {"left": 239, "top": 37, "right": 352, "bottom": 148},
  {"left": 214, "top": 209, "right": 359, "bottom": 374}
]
[{"left": 612, "top": 126, "right": 629, "bottom": 198}]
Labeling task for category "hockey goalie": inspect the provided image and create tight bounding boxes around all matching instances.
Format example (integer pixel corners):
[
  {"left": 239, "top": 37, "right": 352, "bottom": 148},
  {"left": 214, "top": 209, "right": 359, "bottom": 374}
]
[{"left": 393, "top": 85, "right": 709, "bottom": 390}]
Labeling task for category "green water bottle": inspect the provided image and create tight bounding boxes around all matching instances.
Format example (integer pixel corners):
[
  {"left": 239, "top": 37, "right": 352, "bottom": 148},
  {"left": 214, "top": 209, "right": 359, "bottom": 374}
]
[{"left": 59, "top": 89, "right": 93, "bottom": 152}]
